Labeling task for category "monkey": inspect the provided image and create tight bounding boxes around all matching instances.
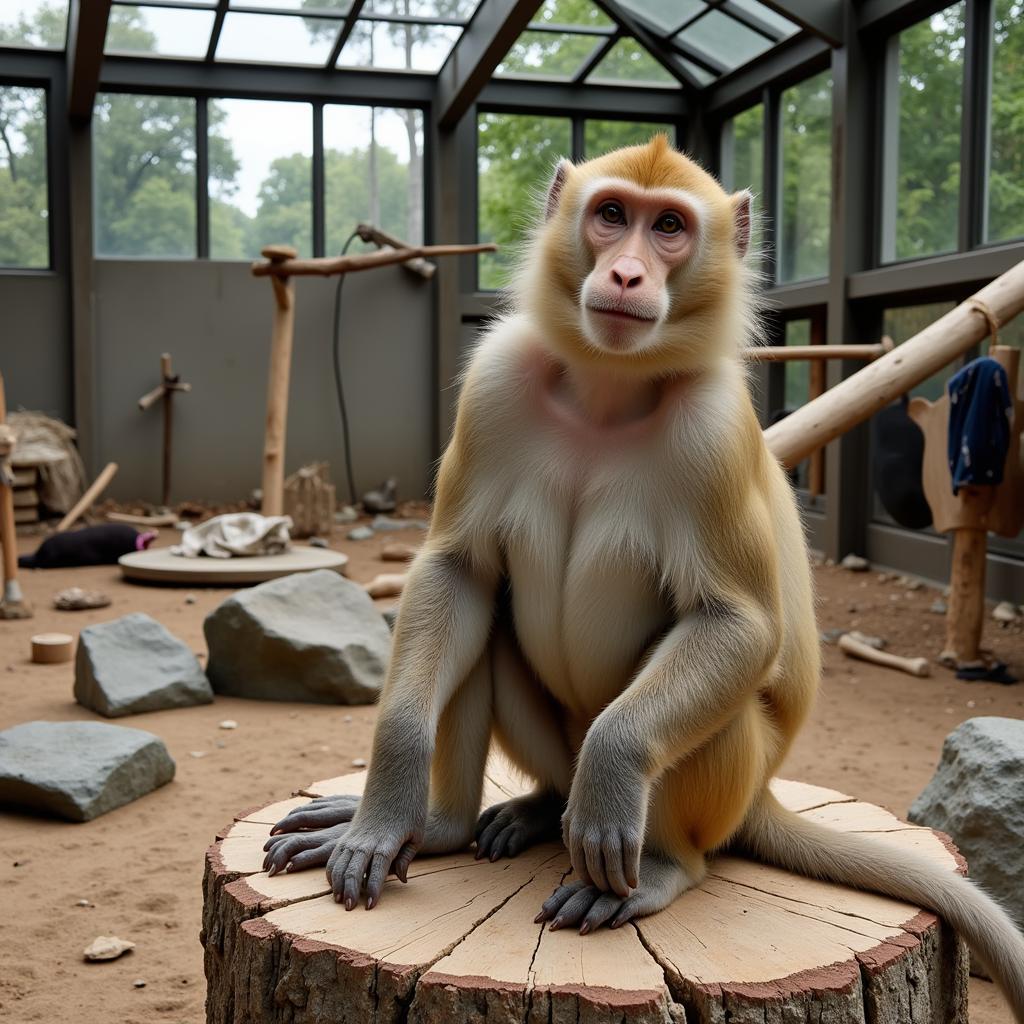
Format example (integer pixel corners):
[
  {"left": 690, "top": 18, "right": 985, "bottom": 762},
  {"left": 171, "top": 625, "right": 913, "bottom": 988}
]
[{"left": 263, "top": 136, "right": 1024, "bottom": 1017}]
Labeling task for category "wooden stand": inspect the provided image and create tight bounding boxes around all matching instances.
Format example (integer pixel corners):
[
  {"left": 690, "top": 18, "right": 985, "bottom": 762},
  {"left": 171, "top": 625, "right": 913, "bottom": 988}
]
[
  {"left": 203, "top": 757, "right": 967, "bottom": 1024},
  {"left": 908, "top": 346, "right": 1024, "bottom": 668},
  {"left": 137, "top": 353, "right": 191, "bottom": 508},
  {"left": 0, "top": 370, "right": 31, "bottom": 619}
]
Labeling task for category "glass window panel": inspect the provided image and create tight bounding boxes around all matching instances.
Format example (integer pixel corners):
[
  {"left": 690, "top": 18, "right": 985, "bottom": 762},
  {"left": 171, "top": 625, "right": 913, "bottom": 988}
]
[
  {"left": 338, "top": 20, "right": 460, "bottom": 71},
  {"left": 674, "top": 10, "right": 773, "bottom": 72},
  {"left": 496, "top": 31, "right": 600, "bottom": 78},
  {"left": 0, "top": 0, "right": 68, "bottom": 48},
  {"left": 777, "top": 70, "right": 832, "bottom": 283},
  {"left": 0, "top": 85, "right": 49, "bottom": 268},
  {"left": 584, "top": 119, "right": 674, "bottom": 158},
  {"left": 720, "top": 103, "right": 763, "bottom": 192},
  {"left": 477, "top": 112, "right": 571, "bottom": 290},
  {"left": 364, "top": 0, "right": 478, "bottom": 17},
  {"left": 728, "top": 0, "right": 799, "bottom": 38},
  {"left": 587, "top": 37, "right": 678, "bottom": 86},
  {"left": 93, "top": 93, "right": 196, "bottom": 258},
  {"left": 986, "top": 0, "right": 1024, "bottom": 243},
  {"left": 531, "top": 0, "right": 612, "bottom": 28},
  {"left": 675, "top": 55, "right": 715, "bottom": 85},
  {"left": 784, "top": 319, "right": 812, "bottom": 489},
  {"left": 216, "top": 12, "right": 340, "bottom": 64},
  {"left": 209, "top": 99, "right": 312, "bottom": 260},
  {"left": 616, "top": 0, "right": 703, "bottom": 34},
  {"left": 883, "top": 3, "right": 964, "bottom": 262},
  {"left": 104, "top": 6, "right": 215, "bottom": 59},
  {"left": 324, "top": 105, "right": 424, "bottom": 255}
]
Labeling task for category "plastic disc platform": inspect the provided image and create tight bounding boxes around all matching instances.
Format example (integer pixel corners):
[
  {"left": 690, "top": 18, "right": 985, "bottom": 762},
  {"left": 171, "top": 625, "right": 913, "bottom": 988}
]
[{"left": 118, "top": 545, "right": 349, "bottom": 586}]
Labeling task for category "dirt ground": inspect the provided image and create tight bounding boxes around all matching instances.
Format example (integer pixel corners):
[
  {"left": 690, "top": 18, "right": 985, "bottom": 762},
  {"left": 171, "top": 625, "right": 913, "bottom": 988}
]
[{"left": 0, "top": 522, "right": 1021, "bottom": 1024}]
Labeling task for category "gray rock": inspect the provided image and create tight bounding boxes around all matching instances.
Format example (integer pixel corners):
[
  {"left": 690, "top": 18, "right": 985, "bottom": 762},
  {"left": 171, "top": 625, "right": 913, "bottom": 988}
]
[
  {"left": 74, "top": 613, "right": 213, "bottom": 718},
  {"left": 840, "top": 553, "right": 870, "bottom": 572},
  {"left": 993, "top": 600, "right": 1020, "bottom": 624},
  {"left": 383, "top": 607, "right": 398, "bottom": 630},
  {"left": 930, "top": 599, "right": 948, "bottom": 615},
  {"left": 0, "top": 721, "right": 175, "bottom": 821},
  {"left": 909, "top": 717, "right": 1024, "bottom": 932},
  {"left": 204, "top": 570, "right": 389, "bottom": 704},
  {"left": 347, "top": 526, "right": 374, "bottom": 541},
  {"left": 371, "top": 514, "right": 429, "bottom": 532}
]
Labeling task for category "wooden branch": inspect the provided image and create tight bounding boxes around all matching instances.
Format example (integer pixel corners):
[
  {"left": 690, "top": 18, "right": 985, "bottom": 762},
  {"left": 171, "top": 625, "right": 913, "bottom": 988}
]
[
  {"left": 56, "top": 462, "right": 118, "bottom": 533},
  {"left": 251, "top": 242, "right": 497, "bottom": 279},
  {"left": 744, "top": 339, "right": 893, "bottom": 362},
  {"left": 764, "top": 261, "right": 1024, "bottom": 469},
  {"left": 838, "top": 633, "right": 931, "bottom": 677}
]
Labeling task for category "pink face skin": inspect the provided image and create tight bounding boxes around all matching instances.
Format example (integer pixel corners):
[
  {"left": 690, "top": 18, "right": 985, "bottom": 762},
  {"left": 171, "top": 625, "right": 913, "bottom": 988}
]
[{"left": 579, "top": 182, "right": 699, "bottom": 355}]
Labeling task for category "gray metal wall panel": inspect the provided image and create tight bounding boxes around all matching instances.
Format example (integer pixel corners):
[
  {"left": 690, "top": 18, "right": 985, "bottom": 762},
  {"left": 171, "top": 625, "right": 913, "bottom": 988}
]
[
  {"left": 1, "top": 274, "right": 72, "bottom": 422},
  {"left": 92, "top": 260, "right": 434, "bottom": 504}
]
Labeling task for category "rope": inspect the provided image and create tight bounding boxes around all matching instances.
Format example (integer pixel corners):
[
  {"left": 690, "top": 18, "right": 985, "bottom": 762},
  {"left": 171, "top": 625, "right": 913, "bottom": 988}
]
[{"left": 967, "top": 298, "right": 1001, "bottom": 349}]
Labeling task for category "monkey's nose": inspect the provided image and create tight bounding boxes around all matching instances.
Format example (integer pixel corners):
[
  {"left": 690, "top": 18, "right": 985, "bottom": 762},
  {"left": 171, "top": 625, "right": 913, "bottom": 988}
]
[{"left": 610, "top": 257, "right": 645, "bottom": 291}]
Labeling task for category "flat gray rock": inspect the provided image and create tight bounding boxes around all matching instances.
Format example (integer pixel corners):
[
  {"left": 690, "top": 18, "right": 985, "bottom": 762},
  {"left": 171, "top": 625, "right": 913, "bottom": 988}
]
[
  {"left": 0, "top": 721, "right": 175, "bottom": 822},
  {"left": 75, "top": 613, "right": 213, "bottom": 718},
  {"left": 204, "top": 569, "right": 389, "bottom": 704},
  {"left": 909, "top": 716, "right": 1024, "bottom": 932}
]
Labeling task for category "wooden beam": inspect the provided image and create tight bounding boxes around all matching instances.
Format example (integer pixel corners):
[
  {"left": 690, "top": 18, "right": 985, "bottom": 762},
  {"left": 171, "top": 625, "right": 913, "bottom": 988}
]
[
  {"left": 66, "top": 0, "right": 112, "bottom": 122},
  {"left": 436, "top": 0, "right": 542, "bottom": 130},
  {"left": 758, "top": 0, "right": 844, "bottom": 46}
]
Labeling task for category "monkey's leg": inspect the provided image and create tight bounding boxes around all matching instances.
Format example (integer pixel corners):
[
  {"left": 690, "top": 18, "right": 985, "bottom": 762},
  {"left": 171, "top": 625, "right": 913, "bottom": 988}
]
[
  {"left": 535, "top": 846, "right": 705, "bottom": 934},
  {"left": 264, "top": 655, "right": 492, "bottom": 878},
  {"left": 475, "top": 623, "right": 573, "bottom": 862}
]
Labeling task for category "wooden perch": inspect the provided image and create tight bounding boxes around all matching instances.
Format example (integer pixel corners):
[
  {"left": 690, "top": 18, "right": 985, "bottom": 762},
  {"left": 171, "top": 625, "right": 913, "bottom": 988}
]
[
  {"left": 138, "top": 353, "right": 191, "bottom": 507},
  {"left": 251, "top": 242, "right": 497, "bottom": 280},
  {"left": 56, "top": 462, "right": 118, "bottom": 533},
  {"left": 838, "top": 633, "right": 931, "bottom": 677},
  {"left": 744, "top": 337, "right": 893, "bottom": 362},
  {"left": 764, "top": 260, "right": 1024, "bottom": 469}
]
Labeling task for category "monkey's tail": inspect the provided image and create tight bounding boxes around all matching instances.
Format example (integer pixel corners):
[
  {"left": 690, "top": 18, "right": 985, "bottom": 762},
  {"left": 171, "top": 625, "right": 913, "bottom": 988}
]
[{"left": 737, "top": 789, "right": 1024, "bottom": 1023}]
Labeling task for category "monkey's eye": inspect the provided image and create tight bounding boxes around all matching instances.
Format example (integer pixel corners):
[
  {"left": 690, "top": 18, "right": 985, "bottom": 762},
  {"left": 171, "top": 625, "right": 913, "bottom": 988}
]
[
  {"left": 654, "top": 212, "right": 685, "bottom": 235},
  {"left": 598, "top": 201, "right": 626, "bottom": 225}
]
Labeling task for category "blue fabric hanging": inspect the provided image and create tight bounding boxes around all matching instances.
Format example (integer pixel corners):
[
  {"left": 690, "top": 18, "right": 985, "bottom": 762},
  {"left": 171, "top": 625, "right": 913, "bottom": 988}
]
[{"left": 946, "top": 357, "right": 1013, "bottom": 495}]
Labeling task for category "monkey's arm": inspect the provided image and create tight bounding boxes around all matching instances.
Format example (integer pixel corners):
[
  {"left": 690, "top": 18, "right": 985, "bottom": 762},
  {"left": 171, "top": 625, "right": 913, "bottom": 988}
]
[{"left": 564, "top": 538, "right": 782, "bottom": 896}]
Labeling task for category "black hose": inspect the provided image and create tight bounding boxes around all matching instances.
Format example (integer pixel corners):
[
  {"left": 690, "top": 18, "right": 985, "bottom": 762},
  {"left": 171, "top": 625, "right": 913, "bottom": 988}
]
[{"left": 333, "top": 230, "right": 360, "bottom": 505}]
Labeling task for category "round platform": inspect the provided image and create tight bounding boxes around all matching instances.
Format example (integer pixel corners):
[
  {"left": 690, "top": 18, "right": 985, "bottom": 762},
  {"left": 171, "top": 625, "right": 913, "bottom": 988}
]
[
  {"left": 202, "top": 756, "right": 968, "bottom": 1024},
  {"left": 119, "top": 545, "right": 348, "bottom": 585}
]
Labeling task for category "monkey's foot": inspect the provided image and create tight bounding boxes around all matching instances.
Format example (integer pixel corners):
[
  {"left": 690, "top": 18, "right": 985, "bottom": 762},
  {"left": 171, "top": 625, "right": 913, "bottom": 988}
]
[
  {"left": 263, "top": 823, "right": 349, "bottom": 876},
  {"left": 475, "top": 790, "right": 563, "bottom": 862},
  {"left": 269, "top": 794, "right": 361, "bottom": 836},
  {"left": 535, "top": 853, "right": 694, "bottom": 934}
]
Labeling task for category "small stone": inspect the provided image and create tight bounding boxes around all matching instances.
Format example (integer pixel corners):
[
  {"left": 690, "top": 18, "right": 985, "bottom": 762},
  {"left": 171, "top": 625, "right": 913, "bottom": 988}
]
[
  {"left": 848, "top": 630, "right": 886, "bottom": 650},
  {"left": 877, "top": 572, "right": 892, "bottom": 583},
  {"left": 214, "top": 740, "right": 226, "bottom": 749},
  {"left": 993, "top": 601, "right": 1020, "bottom": 624},
  {"left": 334, "top": 505, "right": 359, "bottom": 524},
  {"left": 219, "top": 720, "right": 238, "bottom": 730},
  {"left": 930, "top": 599, "right": 947, "bottom": 614},
  {"left": 840, "top": 554, "right": 869, "bottom": 572},
  {"left": 76, "top": 899, "right": 91, "bottom": 907},
  {"left": 189, "top": 751, "right": 208, "bottom": 759},
  {"left": 83, "top": 936, "right": 135, "bottom": 962},
  {"left": 309, "top": 537, "right": 328, "bottom": 548},
  {"left": 905, "top": 579, "right": 923, "bottom": 591},
  {"left": 347, "top": 526, "right": 374, "bottom": 541},
  {"left": 319, "top": 745, "right": 330, "bottom": 753},
  {"left": 820, "top": 628, "right": 845, "bottom": 645},
  {"left": 380, "top": 541, "right": 420, "bottom": 562},
  {"left": 343, "top": 715, "right": 353, "bottom": 723},
  {"left": 185, "top": 594, "right": 197, "bottom": 605},
  {"left": 53, "top": 587, "right": 111, "bottom": 611},
  {"left": 824, "top": 558, "right": 835, "bottom": 567},
  {"left": 133, "top": 979, "right": 146, "bottom": 989},
  {"left": 967, "top": 700, "right": 977, "bottom": 708},
  {"left": 371, "top": 514, "right": 429, "bottom": 532},
  {"left": 365, "top": 573, "right": 406, "bottom": 599},
  {"left": 362, "top": 478, "right": 398, "bottom": 514},
  {"left": 351, "top": 757, "right": 367, "bottom": 768}
]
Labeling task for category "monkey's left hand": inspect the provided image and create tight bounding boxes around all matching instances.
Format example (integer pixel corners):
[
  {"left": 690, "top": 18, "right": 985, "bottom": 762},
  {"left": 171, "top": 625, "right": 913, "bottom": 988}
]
[{"left": 561, "top": 760, "right": 647, "bottom": 898}]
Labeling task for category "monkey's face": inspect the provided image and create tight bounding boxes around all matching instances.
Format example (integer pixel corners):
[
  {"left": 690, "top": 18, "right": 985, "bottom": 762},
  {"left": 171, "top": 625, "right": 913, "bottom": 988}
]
[{"left": 577, "top": 181, "right": 700, "bottom": 356}]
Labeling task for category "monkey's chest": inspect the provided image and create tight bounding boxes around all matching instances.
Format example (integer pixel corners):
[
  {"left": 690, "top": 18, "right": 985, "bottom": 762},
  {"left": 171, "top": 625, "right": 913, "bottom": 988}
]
[{"left": 503, "top": 493, "right": 673, "bottom": 716}]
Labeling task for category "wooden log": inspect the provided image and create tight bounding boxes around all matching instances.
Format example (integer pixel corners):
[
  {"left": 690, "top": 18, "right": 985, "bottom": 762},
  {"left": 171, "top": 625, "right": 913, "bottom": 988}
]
[
  {"left": 764, "top": 259, "right": 1024, "bottom": 469},
  {"left": 0, "top": 370, "right": 31, "bottom": 617},
  {"left": 838, "top": 633, "right": 931, "bottom": 677},
  {"left": 55, "top": 461, "right": 118, "bottom": 532},
  {"left": 203, "top": 757, "right": 968, "bottom": 1024}
]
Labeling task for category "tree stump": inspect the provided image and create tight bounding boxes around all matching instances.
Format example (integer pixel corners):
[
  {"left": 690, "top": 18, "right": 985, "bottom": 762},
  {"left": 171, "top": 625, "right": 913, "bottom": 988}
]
[{"left": 202, "top": 755, "right": 969, "bottom": 1024}]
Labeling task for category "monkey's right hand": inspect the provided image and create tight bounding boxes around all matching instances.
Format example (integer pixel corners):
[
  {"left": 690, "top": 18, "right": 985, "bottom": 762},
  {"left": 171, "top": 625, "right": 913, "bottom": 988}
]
[{"left": 325, "top": 815, "right": 422, "bottom": 910}]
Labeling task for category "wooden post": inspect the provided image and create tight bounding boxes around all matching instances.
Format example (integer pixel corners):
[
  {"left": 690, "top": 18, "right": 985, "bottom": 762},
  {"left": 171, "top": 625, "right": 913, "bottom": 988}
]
[
  {"left": 138, "top": 353, "right": 191, "bottom": 509},
  {"left": 0, "top": 370, "right": 31, "bottom": 618},
  {"left": 260, "top": 245, "right": 297, "bottom": 517},
  {"left": 944, "top": 511, "right": 990, "bottom": 667}
]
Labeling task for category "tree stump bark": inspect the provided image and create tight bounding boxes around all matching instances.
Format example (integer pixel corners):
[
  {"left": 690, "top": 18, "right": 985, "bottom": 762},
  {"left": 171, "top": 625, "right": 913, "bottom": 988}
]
[{"left": 202, "top": 755, "right": 969, "bottom": 1024}]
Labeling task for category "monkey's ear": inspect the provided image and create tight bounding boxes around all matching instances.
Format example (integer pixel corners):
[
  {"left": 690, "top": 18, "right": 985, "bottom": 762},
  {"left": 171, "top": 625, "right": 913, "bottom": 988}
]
[
  {"left": 731, "top": 190, "right": 753, "bottom": 258},
  {"left": 545, "top": 158, "right": 573, "bottom": 220}
]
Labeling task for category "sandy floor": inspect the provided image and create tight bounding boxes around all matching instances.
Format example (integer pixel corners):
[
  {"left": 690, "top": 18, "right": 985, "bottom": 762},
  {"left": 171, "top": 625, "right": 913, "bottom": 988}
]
[{"left": 0, "top": 523, "right": 1021, "bottom": 1024}]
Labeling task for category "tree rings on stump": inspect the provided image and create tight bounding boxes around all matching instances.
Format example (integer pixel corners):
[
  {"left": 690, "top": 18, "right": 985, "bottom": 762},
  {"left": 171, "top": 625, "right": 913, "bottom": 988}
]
[{"left": 202, "top": 755, "right": 968, "bottom": 1023}]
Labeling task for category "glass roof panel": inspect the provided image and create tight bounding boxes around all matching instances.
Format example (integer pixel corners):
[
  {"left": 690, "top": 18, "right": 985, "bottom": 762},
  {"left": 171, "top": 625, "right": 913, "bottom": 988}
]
[
  {"left": 530, "top": 0, "right": 613, "bottom": 29},
  {"left": 104, "top": 5, "right": 216, "bottom": 59},
  {"left": 615, "top": 0, "right": 704, "bottom": 34},
  {"left": 0, "top": 0, "right": 68, "bottom": 48},
  {"left": 587, "top": 37, "right": 679, "bottom": 87},
  {"left": 674, "top": 54, "right": 715, "bottom": 85},
  {"left": 337, "top": 19, "right": 461, "bottom": 71},
  {"left": 674, "top": 9, "right": 773, "bottom": 72},
  {"left": 216, "top": 12, "right": 340, "bottom": 64},
  {"left": 496, "top": 31, "right": 601, "bottom": 78},
  {"left": 228, "top": 0, "right": 343, "bottom": 8},
  {"left": 727, "top": 0, "right": 799, "bottom": 38},
  {"left": 363, "top": 0, "right": 479, "bottom": 18}
]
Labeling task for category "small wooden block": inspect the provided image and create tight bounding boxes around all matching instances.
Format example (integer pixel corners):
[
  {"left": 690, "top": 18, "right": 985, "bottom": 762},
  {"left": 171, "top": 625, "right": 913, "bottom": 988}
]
[{"left": 31, "top": 632, "right": 74, "bottom": 663}]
